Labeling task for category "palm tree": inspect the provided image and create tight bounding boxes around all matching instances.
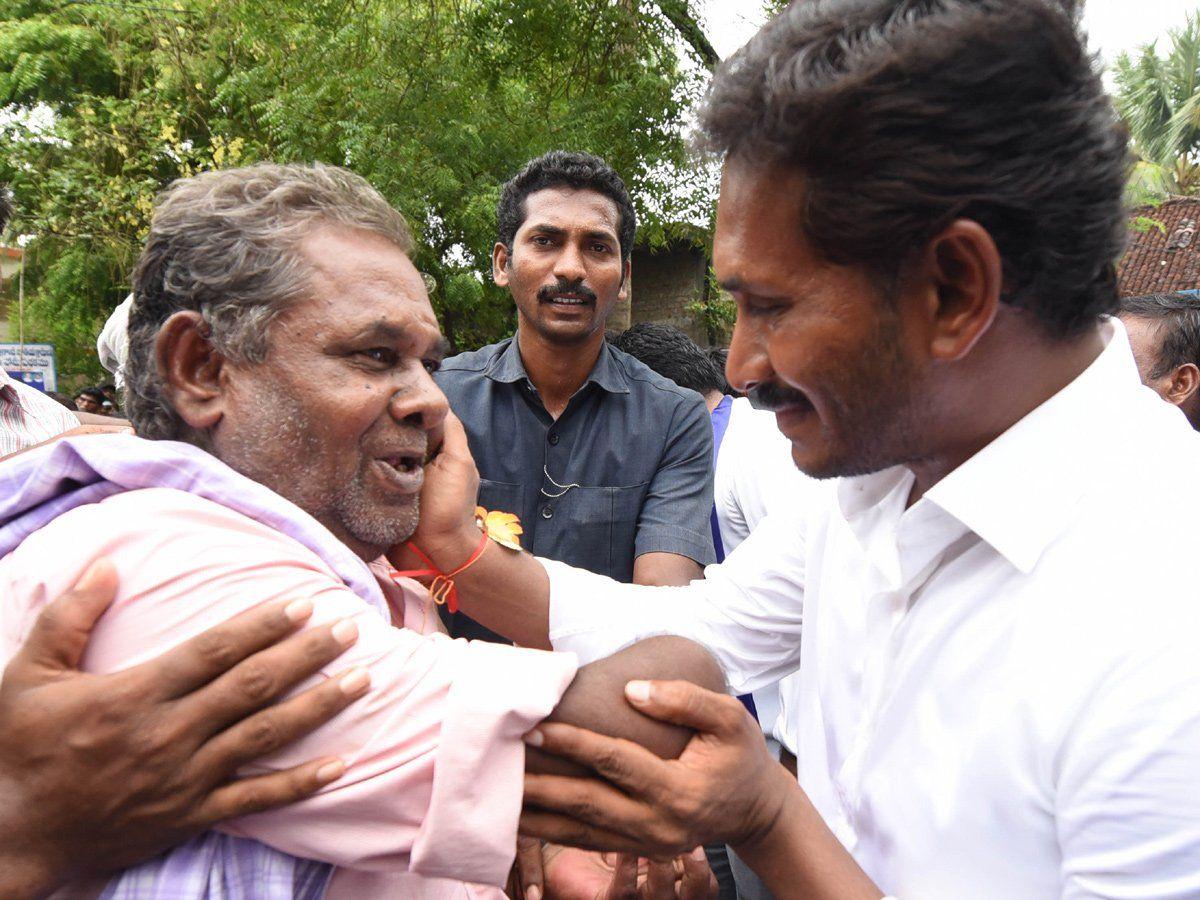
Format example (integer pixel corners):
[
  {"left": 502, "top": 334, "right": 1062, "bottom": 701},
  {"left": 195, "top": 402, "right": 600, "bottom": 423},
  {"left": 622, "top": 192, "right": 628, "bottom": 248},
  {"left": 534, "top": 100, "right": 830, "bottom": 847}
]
[{"left": 1114, "top": 12, "right": 1200, "bottom": 198}]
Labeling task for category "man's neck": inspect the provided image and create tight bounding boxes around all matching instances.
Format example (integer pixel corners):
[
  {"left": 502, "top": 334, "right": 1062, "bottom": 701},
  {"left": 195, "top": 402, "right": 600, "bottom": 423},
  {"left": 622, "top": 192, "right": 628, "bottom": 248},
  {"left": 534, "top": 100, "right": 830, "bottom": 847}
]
[
  {"left": 515, "top": 319, "right": 605, "bottom": 418},
  {"left": 905, "top": 318, "right": 1108, "bottom": 505}
]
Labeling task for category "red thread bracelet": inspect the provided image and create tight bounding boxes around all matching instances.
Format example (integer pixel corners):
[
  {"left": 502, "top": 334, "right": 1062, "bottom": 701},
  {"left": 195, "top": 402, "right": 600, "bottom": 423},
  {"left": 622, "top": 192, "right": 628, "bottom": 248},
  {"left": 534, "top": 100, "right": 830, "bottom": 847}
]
[{"left": 391, "top": 527, "right": 490, "bottom": 614}]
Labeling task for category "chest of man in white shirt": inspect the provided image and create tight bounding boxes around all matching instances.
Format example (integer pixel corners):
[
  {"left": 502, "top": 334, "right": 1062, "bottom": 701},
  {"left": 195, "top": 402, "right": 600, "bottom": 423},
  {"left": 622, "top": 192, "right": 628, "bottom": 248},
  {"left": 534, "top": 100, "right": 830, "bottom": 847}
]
[{"left": 546, "top": 322, "right": 1200, "bottom": 898}]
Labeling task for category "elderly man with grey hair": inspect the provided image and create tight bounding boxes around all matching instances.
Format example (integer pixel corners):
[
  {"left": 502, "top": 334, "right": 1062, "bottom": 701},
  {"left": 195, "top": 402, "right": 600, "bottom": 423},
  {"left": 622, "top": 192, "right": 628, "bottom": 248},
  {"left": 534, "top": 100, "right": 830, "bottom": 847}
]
[{"left": 0, "top": 162, "right": 721, "bottom": 899}]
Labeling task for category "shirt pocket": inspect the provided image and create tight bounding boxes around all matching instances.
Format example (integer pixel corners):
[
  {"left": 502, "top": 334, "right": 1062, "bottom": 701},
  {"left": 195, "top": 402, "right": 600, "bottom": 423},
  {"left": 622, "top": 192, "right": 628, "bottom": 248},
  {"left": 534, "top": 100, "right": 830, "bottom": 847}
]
[
  {"left": 476, "top": 478, "right": 523, "bottom": 515},
  {"left": 562, "top": 482, "right": 649, "bottom": 581}
]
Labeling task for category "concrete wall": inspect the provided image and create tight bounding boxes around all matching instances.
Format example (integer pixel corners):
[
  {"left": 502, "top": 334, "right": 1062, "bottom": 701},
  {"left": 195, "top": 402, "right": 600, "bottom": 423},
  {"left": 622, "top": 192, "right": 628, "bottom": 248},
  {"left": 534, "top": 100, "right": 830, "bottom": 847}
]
[{"left": 627, "top": 244, "right": 709, "bottom": 345}]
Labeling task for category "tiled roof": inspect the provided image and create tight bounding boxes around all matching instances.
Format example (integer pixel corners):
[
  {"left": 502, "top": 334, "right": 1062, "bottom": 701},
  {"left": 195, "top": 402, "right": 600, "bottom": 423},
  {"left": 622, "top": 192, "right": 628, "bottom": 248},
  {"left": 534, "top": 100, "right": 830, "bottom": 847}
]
[{"left": 1119, "top": 197, "right": 1200, "bottom": 296}]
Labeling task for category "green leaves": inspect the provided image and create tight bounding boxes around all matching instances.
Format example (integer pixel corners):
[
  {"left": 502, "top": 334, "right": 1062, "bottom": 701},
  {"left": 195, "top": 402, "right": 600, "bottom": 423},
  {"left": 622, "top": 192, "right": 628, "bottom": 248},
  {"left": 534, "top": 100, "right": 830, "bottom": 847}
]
[
  {"left": 3, "top": 0, "right": 720, "bottom": 375},
  {"left": 1114, "top": 11, "right": 1200, "bottom": 200}
]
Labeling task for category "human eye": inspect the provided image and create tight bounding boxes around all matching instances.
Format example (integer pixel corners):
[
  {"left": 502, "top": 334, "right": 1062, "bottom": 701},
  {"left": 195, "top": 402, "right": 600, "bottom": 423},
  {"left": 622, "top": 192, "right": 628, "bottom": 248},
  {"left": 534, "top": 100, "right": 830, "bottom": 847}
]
[
  {"left": 359, "top": 347, "right": 399, "bottom": 366},
  {"left": 590, "top": 241, "right": 611, "bottom": 254},
  {"left": 422, "top": 357, "right": 441, "bottom": 374}
]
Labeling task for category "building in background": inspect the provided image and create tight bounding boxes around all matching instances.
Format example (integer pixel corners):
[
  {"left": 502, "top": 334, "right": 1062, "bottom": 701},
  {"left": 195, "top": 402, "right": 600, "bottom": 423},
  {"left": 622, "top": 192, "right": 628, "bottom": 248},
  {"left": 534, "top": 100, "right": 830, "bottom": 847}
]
[{"left": 1120, "top": 197, "right": 1200, "bottom": 295}]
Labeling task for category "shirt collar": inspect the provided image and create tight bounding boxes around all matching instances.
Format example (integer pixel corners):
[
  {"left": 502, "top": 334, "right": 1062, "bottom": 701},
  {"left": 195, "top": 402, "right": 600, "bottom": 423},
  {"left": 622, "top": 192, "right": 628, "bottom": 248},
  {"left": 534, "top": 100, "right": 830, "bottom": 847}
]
[
  {"left": 837, "top": 319, "right": 1142, "bottom": 574},
  {"left": 484, "top": 335, "right": 631, "bottom": 395},
  {"left": 922, "top": 317, "right": 1139, "bottom": 573}
]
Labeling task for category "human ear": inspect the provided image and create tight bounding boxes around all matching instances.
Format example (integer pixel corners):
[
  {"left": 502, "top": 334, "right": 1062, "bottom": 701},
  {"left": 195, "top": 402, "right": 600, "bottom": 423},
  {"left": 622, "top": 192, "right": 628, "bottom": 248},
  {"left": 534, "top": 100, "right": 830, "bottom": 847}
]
[
  {"left": 492, "top": 242, "right": 512, "bottom": 287},
  {"left": 1166, "top": 362, "right": 1200, "bottom": 408},
  {"left": 155, "top": 310, "right": 226, "bottom": 431},
  {"left": 617, "top": 258, "right": 632, "bottom": 302},
  {"left": 919, "top": 220, "right": 1003, "bottom": 362}
]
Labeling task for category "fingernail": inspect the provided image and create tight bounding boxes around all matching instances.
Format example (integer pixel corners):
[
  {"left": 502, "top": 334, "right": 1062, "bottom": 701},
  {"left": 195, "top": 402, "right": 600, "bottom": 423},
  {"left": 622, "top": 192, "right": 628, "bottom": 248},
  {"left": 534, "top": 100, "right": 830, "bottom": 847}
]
[
  {"left": 76, "top": 558, "right": 111, "bottom": 590},
  {"left": 690, "top": 846, "right": 706, "bottom": 861},
  {"left": 339, "top": 667, "right": 370, "bottom": 696},
  {"left": 331, "top": 619, "right": 359, "bottom": 646},
  {"left": 524, "top": 728, "right": 544, "bottom": 748},
  {"left": 315, "top": 759, "right": 346, "bottom": 784},
  {"left": 284, "top": 599, "right": 313, "bottom": 623},
  {"left": 526, "top": 887, "right": 542, "bottom": 900},
  {"left": 625, "top": 680, "right": 651, "bottom": 704}
]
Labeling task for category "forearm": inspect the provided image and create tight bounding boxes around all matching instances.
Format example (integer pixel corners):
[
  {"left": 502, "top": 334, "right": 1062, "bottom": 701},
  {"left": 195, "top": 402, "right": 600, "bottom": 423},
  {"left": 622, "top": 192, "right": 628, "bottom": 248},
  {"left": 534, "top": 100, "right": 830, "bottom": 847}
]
[
  {"left": 731, "top": 768, "right": 883, "bottom": 900},
  {"left": 423, "top": 527, "right": 555, "bottom": 649},
  {"left": 633, "top": 551, "right": 703, "bottom": 587},
  {"left": 528, "top": 635, "right": 727, "bottom": 775}
]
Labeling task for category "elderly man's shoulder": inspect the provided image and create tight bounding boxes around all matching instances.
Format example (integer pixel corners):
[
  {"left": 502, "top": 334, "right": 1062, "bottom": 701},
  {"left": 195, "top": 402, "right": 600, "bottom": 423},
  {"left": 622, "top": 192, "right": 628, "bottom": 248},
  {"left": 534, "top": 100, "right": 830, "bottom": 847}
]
[{"left": 0, "top": 488, "right": 345, "bottom": 665}]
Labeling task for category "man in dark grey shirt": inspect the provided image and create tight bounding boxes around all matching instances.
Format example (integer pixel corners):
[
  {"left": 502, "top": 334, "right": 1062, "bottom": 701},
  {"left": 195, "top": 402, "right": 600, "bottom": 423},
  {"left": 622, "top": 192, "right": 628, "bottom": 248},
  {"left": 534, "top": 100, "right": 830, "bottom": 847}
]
[{"left": 435, "top": 151, "right": 715, "bottom": 642}]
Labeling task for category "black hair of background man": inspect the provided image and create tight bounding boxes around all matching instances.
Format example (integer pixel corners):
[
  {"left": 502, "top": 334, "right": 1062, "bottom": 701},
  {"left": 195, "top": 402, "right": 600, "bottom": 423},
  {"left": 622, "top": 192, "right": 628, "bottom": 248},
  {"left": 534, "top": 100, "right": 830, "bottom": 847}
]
[
  {"left": 609, "top": 323, "right": 727, "bottom": 401},
  {"left": 1119, "top": 292, "right": 1200, "bottom": 428}
]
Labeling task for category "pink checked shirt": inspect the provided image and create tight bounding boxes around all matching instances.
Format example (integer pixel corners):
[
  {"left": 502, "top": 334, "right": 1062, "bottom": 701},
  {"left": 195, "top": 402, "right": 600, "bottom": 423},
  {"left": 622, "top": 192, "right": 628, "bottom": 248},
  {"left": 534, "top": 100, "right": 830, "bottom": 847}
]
[
  {"left": 0, "top": 486, "right": 578, "bottom": 897},
  {"left": 0, "top": 369, "right": 78, "bottom": 458}
]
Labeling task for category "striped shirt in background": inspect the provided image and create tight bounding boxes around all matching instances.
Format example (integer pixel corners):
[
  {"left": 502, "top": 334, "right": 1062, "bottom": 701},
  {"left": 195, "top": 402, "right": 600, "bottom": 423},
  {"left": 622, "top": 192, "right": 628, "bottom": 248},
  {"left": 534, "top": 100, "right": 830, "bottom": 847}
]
[{"left": 0, "top": 369, "right": 78, "bottom": 458}]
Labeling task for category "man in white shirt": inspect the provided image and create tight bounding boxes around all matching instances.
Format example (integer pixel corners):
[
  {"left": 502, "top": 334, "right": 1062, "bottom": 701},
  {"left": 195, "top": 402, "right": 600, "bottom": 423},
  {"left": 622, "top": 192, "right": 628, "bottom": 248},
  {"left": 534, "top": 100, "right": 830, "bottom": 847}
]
[{"left": 399, "top": 1, "right": 1200, "bottom": 897}]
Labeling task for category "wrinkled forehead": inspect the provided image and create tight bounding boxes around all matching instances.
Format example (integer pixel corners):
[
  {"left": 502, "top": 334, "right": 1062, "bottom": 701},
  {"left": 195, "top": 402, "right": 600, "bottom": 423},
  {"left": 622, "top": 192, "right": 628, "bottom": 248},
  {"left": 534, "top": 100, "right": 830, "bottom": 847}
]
[{"left": 290, "top": 226, "right": 443, "bottom": 343}]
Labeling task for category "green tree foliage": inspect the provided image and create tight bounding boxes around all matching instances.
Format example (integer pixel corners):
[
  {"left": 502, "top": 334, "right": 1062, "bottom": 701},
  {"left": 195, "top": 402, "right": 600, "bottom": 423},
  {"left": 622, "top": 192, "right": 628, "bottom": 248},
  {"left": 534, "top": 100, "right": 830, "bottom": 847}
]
[
  {"left": 1, "top": 0, "right": 716, "bottom": 376},
  {"left": 1114, "top": 11, "right": 1200, "bottom": 201}
]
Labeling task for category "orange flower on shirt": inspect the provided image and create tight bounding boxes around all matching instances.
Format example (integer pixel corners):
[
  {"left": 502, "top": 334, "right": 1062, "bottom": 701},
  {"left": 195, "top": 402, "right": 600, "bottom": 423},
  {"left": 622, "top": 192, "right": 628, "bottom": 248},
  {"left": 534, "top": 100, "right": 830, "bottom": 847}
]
[{"left": 475, "top": 506, "right": 523, "bottom": 550}]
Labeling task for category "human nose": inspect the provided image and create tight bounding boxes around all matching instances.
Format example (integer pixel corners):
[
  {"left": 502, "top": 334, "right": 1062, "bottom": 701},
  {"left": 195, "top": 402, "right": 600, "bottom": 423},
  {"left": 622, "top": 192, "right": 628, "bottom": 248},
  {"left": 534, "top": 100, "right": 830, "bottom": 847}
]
[
  {"left": 389, "top": 364, "right": 449, "bottom": 435},
  {"left": 726, "top": 318, "right": 771, "bottom": 396},
  {"left": 552, "top": 241, "right": 587, "bottom": 284}
]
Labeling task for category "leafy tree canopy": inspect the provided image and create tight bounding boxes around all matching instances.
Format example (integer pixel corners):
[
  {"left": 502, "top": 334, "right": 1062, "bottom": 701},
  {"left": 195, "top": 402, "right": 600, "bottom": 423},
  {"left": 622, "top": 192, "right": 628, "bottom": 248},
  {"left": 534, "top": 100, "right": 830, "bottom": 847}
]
[
  {"left": 1114, "top": 10, "right": 1200, "bottom": 202},
  {"left": 0, "top": 0, "right": 718, "bottom": 378}
]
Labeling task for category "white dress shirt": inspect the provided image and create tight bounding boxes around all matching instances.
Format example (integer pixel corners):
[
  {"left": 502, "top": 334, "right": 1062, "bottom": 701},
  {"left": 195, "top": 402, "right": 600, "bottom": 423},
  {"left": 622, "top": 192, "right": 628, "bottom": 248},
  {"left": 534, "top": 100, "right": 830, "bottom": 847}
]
[
  {"left": 713, "top": 396, "right": 811, "bottom": 552},
  {"left": 712, "top": 395, "right": 815, "bottom": 739},
  {"left": 543, "top": 321, "right": 1200, "bottom": 899}
]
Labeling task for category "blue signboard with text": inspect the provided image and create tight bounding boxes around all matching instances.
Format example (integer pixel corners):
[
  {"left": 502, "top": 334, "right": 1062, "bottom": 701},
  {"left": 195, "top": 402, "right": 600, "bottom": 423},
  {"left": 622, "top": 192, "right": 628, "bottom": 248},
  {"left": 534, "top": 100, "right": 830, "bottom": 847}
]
[{"left": 0, "top": 343, "right": 58, "bottom": 393}]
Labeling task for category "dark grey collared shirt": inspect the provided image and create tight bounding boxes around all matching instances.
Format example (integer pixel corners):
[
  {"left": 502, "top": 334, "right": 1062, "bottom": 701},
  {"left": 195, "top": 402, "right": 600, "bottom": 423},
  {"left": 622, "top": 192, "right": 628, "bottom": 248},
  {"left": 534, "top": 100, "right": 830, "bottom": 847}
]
[{"left": 435, "top": 336, "right": 716, "bottom": 641}]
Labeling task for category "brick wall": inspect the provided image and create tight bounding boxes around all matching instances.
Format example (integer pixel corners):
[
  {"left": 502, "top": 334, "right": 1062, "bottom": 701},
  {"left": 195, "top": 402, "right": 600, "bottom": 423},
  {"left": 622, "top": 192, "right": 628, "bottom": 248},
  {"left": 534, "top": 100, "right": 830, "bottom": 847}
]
[{"left": 627, "top": 244, "right": 709, "bottom": 345}]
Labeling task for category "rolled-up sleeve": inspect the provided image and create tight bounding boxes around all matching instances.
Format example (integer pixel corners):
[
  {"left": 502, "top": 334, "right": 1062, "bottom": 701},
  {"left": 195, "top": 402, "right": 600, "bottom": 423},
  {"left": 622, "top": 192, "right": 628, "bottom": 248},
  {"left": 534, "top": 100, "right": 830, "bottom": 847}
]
[{"left": 634, "top": 394, "right": 717, "bottom": 565}]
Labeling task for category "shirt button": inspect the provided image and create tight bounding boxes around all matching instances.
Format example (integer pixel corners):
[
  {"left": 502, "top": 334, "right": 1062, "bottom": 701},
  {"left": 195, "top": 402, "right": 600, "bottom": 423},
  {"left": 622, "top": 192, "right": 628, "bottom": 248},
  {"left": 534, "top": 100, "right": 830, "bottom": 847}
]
[
  {"left": 548, "top": 432, "right": 560, "bottom": 445},
  {"left": 541, "top": 505, "right": 554, "bottom": 519}
]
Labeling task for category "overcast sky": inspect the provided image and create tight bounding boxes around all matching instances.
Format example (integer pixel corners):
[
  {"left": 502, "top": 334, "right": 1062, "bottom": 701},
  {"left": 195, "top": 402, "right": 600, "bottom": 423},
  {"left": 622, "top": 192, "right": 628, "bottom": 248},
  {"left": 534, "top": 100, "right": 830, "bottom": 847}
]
[{"left": 699, "top": 0, "right": 1197, "bottom": 68}]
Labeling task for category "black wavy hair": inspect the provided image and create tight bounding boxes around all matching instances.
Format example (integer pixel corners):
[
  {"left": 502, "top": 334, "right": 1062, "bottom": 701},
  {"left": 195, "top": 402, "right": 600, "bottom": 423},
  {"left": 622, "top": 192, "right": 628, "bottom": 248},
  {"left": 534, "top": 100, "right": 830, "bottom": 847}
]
[
  {"left": 610, "top": 322, "right": 726, "bottom": 396},
  {"left": 496, "top": 151, "right": 637, "bottom": 265},
  {"left": 698, "top": 0, "right": 1130, "bottom": 339}
]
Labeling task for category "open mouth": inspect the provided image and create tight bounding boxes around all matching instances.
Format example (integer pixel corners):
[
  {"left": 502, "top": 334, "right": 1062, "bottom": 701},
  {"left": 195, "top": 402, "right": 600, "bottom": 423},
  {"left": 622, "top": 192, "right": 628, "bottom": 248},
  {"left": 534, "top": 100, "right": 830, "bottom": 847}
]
[
  {"left": 372, "top": 453, "right": 426, "bottom": 494},
  {"left": 381, "top": 454, "right": 422, "bottom": 474}
]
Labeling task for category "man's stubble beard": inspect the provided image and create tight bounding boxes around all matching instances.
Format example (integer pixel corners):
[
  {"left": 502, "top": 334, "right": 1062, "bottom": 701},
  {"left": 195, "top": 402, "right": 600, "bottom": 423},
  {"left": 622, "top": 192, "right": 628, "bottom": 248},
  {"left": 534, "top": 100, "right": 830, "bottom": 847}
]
[
  {"left": 804, "top": 305, "right": 927, "bottom": 481},
  {"left": 219, "top": 384, "right": 421, "bottom": 556}
]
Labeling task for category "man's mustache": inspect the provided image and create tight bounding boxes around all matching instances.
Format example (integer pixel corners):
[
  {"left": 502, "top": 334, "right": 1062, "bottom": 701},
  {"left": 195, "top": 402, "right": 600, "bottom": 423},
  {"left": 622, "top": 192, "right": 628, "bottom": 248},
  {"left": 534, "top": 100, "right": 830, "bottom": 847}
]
[
  {"left": 747, "top": 381, "right": 811, "bottom": 412},
  {"left": 538, "top": 278, "right": 598, "bottom": 303}
]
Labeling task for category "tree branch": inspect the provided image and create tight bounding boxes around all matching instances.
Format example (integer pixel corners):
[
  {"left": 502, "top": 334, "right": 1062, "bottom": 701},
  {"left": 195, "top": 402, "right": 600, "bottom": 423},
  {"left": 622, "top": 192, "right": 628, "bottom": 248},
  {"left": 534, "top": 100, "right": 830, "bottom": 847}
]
[{"left": 653, "top": 0, "right": 720, "bottom": 71}]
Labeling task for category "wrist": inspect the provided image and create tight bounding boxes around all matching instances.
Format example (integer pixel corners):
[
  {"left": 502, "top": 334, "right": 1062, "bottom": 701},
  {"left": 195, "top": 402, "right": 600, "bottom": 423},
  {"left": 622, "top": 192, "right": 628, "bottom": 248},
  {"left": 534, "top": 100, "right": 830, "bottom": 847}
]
[
  {"left": 422, "top": 522, "right": 487, "bottom": 573},
  {"left": 731, "top": 761, "right": 799, "bottom": 855}
]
